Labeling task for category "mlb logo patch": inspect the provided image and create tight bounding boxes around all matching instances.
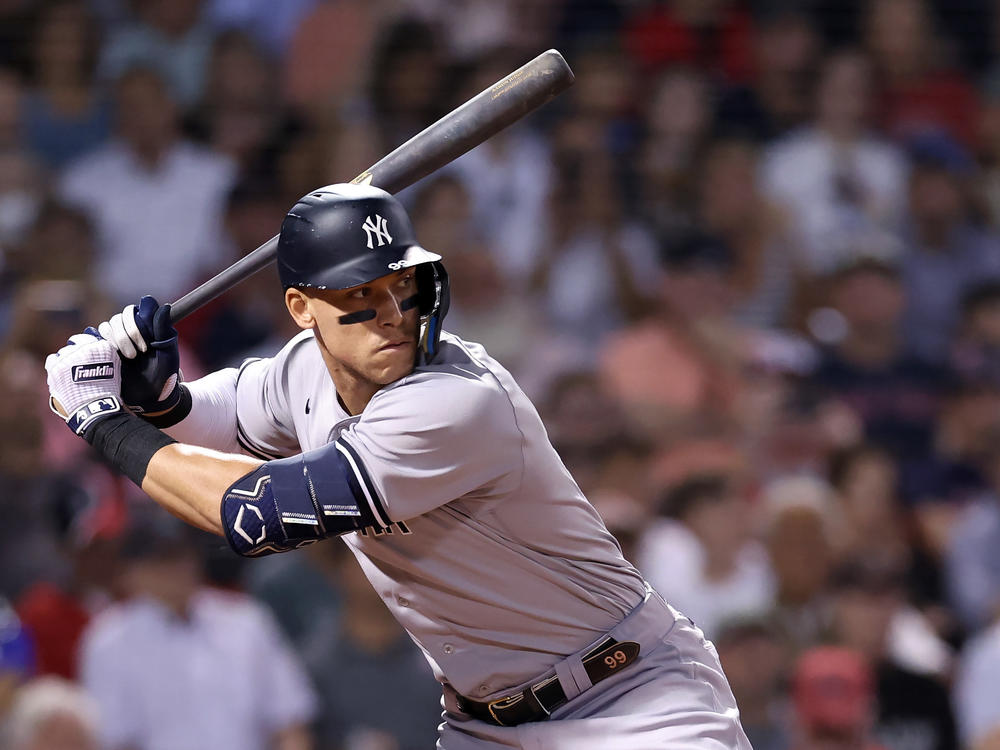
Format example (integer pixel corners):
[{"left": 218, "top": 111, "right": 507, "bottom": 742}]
[{"left": 72, "top": 362, "right": 115, "bottom": 382}]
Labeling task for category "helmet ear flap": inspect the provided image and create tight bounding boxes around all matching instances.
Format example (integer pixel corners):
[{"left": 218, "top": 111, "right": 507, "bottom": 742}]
[
  {"left": 416, "top": 261, "right": 450, "bottom": 360},
  {"left": 415, "top": 263, "right": 436, "bottom": 316},
  {"left": 415, "top": 262, "right": 448, "bottom": 317}
]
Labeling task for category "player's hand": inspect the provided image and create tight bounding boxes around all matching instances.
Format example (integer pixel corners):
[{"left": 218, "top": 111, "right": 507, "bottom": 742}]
[
  {"left": 44, "top": 330, "right": 124, "bottom": 435},
  {"left": 98, "top": 296, "right": 182, "bottom": 415}
]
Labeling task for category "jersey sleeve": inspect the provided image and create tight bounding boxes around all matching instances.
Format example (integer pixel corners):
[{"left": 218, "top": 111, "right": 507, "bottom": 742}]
[
  {"left": 166, "top": 335, "right": 305, "bottom": 458},
  {"left": 165, "top": 368, "right": 239, "bottom": 451},
  {"left": 336, "top": 372, "right": 524, "bottom": 524},
  {"left": 232, "top": 355, "right": 300, "bottom": 459}
]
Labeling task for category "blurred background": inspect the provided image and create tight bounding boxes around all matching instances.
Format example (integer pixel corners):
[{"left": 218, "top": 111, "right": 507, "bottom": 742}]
[{"left": 2, "top": 0, "right": 1000, "bottom": 748}]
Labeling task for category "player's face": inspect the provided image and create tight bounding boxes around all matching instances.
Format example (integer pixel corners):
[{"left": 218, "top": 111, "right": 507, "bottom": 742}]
[{"left": 290, "top": 269, "right": 420, "bottom": 394}]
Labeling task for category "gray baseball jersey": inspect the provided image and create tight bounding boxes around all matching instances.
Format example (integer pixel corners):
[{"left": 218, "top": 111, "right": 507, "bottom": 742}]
[{"left": 170, "top": 330, "right": 648, "bottom": 699}]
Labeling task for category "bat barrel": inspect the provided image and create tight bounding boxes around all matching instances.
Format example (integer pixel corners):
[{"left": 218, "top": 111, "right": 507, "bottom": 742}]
[{"left": 355, "top": 49, "right": 575, "bottom": 194}]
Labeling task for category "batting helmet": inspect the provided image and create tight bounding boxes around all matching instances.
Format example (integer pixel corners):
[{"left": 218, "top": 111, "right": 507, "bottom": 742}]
[{"left": 277, "top": 183, "right": 450, "bottom": 359}]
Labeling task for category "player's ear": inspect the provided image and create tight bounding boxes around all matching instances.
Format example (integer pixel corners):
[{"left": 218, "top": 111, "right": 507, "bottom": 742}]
[{"left": 285, "top": 288, "right": 315, "bottom": 330}]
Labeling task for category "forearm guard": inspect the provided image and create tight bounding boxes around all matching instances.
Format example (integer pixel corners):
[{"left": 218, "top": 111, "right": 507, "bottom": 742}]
[{"left": 220, "top": 440, "right": 384, "bottom": 556}]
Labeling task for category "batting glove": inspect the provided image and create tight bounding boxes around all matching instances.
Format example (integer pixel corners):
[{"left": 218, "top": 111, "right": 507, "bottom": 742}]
[
  {"left": 45, "top": 331, "right": 124, "bottom": 435},
  {"left": 98, "top": 296, "right": 182, "bottom": 415}
]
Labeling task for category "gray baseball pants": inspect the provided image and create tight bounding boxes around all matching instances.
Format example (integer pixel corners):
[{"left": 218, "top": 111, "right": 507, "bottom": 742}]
[{"left": 438, "top": 587, "right": 753, "bottom": 749}]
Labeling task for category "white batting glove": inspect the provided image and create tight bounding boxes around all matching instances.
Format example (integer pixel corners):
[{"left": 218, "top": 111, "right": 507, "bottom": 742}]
[
  {"left": 44, "top": 332, "right": 124, "bottom": 435},
  {"left": 98, "top": 303, "right": 149, "bottom": 359}
]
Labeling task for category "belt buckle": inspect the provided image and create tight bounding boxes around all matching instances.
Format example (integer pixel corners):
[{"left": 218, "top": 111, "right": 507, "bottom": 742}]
[
  {"left": 486, "top": 673, "right": 559, "bottom": 726},
  {"left": 486, "top": 693, "right": 523, "bottom": 727}
]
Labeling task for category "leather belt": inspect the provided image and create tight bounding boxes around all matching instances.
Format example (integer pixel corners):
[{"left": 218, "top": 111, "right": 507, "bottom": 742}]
[{"left": 456, "top": 638, "right": 641, "bottom": 727}]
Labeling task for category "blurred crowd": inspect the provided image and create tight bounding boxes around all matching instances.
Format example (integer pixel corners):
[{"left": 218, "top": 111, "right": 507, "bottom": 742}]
[{"left": 2, "top": 0, "right": 1000, "bottom": 748}]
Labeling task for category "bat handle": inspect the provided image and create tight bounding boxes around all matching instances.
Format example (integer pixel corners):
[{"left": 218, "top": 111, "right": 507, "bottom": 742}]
[{"left": 168, "top": 235, "right": 279, "bottom": 323}]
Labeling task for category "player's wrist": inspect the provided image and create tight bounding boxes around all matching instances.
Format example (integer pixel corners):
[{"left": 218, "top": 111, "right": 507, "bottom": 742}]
[
  {"left": 82, "top": 409, "right": 177, "bottom": 486},
  {"left": 141, "top": 384, "right": 192, "bottom": 428}
]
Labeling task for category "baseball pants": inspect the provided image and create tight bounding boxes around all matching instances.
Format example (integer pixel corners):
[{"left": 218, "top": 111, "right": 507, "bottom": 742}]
[{"left": 438, "top": 587, "right": 753, "bottom": 749}]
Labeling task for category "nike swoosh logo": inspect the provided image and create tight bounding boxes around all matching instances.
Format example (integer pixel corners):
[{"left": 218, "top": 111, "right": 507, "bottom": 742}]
[{"left": 305, "top": 398, "right": 310, "bottom": 414}]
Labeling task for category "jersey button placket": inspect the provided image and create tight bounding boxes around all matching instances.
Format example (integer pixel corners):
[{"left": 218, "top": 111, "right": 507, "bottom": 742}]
[
  {"left": 396, "top": 596, "right": 410, "bottom": 607},
  {"left": 442, "top": 643, "right": 454, "bottom": 654}
]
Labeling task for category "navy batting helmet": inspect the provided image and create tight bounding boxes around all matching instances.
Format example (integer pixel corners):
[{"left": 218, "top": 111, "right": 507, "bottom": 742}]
[{"left": 277, "top": 183, "right": 450, "bottom": 359}]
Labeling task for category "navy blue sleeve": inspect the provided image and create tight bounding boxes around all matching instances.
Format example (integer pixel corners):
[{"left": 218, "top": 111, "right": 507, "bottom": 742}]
[{"left": 220, "top": 440, "right": 383, "bottom": 557}]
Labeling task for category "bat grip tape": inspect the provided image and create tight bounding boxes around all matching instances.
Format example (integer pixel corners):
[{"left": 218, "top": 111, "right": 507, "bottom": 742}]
[{"left": 83, "top": 411, "right": 177, "bottom": 486}]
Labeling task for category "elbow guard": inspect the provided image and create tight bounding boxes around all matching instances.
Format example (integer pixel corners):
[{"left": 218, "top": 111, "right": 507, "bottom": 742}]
[{"left": 220, "top": 439, "right": 384, "bottom": 556}]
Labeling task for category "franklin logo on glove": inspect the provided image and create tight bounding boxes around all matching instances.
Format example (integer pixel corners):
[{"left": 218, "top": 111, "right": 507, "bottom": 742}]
[{"left": 72, "top": 362, "right": 116, "bottom": 382}]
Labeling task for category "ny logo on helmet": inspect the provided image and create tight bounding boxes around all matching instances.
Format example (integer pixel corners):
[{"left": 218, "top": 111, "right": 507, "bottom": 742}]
[{"left": 362, "top": 214, "right": 393, "bottom": 249}]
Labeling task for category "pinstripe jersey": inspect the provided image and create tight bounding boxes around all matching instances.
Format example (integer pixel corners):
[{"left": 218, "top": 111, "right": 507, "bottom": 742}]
[{"left": 172, "top": 330, "right": 647, "bottom": 699}]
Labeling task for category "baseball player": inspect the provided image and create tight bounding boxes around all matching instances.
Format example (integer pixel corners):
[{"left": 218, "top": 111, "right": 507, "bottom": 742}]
[{"left": 45, "top": 184, "right": 752, "bottom": 749}]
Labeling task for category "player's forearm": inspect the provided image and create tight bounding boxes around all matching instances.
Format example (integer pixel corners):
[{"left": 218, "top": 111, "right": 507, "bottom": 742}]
[{"left": 142, "top": 443, "right": 263, "bottom": 535}]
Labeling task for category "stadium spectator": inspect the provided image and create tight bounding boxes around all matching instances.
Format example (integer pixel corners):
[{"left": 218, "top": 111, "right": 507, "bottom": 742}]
[
  {"left": 21, "top": 0, "right": 110, "bottom": 171},
  {"left": 944, "top": 437, "right": 1000, "bottom": 633},
  {"left": 715, "top": 6, "right": 821, "bottom": 142},
  {"left": 899, "top": 132, "right": 1000, "bottom": 363},
  {"left": 638, "top": 473, "right": 775, "bottom": 638},
  {"left": 863, "top": 0, "right": 979, "bottom": 146},
  {"left": 58, "top": 65, "right": 235, "bottom": 306},
  {"left": 826, "top": 557, "right": 958, "bottom": 750},
  {"left": 244, "top": 542, "right": 343, "bottom": 658},
  {"left": 188, "top": 30, "right": 296, "bottom": 179},
  {"left": 789, "top": 646, "right": 887, "bottom": 750},
  {"left": 400, "top": 0, "right": 540, "bottom": 62},
  {"left": 204, "top": 0, "right": 316, "bottom": 58},
  {"left": 826, "top": 443, "right": 911, "bottom": 579},
  {"left": 599, "top": 232, "right": 744, "bottom": 440},
  {"left": 553, "top": 36, "right": 639, "bottom": 161},
  {"left": 308, "top": 540, "right": 441, "bottom": 750},
  {"left": 976, "top": 73, "right": 1000, "bottom": 230},
  {"left": 4, "top": 677, "right": 99, "bottom": 750},
  {"left": 530, "top": 146, "right": 658, "bottom": 346},
  {"left": 695, "top": 136, "right": 796, "bottom": 330},
  {"left": 79, "top": 514, "right": 317, "bottom": 750},
  {"left": 443, "top": 50, "right": 555, "bottom": 285},
  {"left": 635, "top": 66, "right": 714, "bottom": 239},
  {"left": 954, "top": 620, "right": 1000, "bottom": 749},
  {"left": 367, "top": 18, "right": 445, "bottom": 154},
  {"left": 0, "top": 350, "right": 76, "bottom": 601},
  {"left": 538, "top": 370, "right": 631, "bottom": 488},
  {"left": 951, "top": 281, "right": 1000, "bottom": 386},
  {"left": 186, "top": 179, "right": 296, "bottom": 369},
  {"left": 623, "top": 0, "right": 754, "bottom": 83},
  {"left": 807, "top": 257, "right": 948, "bottom": 465},
  {"left": 281, "top": 0, "right": 382, "bottom": 120},
  {"left": 715, "top": 615, "right": 793, "bottom": 750},
  {"left": 14, "top": 455, "right": 127, "bottom": 681},
  {"left": 98, "top": 0, "right": 215, "bottom": 108},
  {"left": 0, "top": 600, "right": 35, "bottom": 731},
  {"left": 826, "top": 441, "right": 955, "bottom": 655},
  {"left": 413, "top": 176, "right": 541, "bottom": 373},
  {"left": 0, "top": 67, "right": 44, "bottom": 253},
  {"left": 760, "top": 475, "right": 840, "bottom": 651},
  {"left": 5, "top": 200, "right": 98, "bottom": 292},
  {"left": 895, "top": 378, "right": 1000, "bottom": 622},
  {"left": 760, "top": 49, "right": 907, "bottom": 277}
]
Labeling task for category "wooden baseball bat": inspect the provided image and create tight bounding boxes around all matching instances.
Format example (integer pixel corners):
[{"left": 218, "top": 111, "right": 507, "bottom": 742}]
[{"left": 168, "top": 49, "right": 574, "bottom": 323}]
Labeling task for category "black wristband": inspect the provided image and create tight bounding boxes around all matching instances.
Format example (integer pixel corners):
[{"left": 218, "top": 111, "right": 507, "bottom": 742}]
[
  {"left": 143, "top": 384, "right": 193, "bottom": 428},
  {"left": 82, "top": 411, "right": 177, "bottom": 486}
]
